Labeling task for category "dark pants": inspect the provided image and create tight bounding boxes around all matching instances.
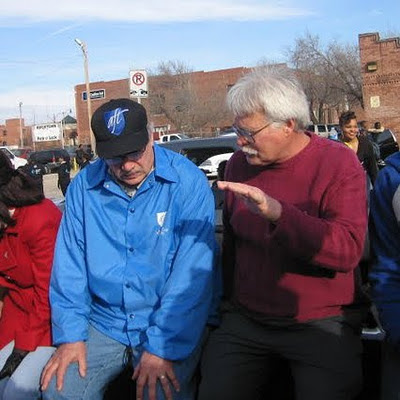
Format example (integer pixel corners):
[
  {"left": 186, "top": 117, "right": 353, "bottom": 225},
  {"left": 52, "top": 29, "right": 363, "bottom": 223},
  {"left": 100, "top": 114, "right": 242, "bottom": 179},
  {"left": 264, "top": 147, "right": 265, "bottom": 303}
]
[
  {"left": 59, "top": 179, "right": 70, "bottom": 196},
  {"left": 380, "top": 341, "right": 400, "bottom": 400},
  {"left": 199, "top": 309, "right": 363, "bottom": 400}
]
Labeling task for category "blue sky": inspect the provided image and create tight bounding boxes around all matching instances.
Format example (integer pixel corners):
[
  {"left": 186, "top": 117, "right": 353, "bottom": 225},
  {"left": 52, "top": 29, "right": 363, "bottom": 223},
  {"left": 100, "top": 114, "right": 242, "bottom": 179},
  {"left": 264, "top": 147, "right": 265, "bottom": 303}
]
[{"left": 0, "top": 0, "right": 399, "bottom": 125}]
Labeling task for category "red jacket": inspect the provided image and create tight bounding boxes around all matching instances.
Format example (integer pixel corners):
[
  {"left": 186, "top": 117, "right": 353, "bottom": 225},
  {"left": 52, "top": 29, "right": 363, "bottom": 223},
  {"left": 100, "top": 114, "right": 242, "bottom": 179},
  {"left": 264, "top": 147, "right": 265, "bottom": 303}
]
[{"left": 0, "top": 199, "right": 61, "bottom": 351}]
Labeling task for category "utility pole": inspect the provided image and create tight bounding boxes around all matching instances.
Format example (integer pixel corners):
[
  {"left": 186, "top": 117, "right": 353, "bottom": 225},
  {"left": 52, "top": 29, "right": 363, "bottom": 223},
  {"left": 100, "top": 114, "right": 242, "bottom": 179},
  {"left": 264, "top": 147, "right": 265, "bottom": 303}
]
[
  {"left": 18, "top": 101, "right": 24, "bottom": 147},
  {"left": 75, "top": 38, "right": 96, "bottom": 155}
]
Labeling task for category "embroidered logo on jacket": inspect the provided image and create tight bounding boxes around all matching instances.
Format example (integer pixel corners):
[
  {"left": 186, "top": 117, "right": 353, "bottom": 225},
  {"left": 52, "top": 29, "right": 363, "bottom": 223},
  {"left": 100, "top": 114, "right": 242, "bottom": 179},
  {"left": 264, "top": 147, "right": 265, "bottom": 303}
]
[{"left": 156, "top": 212, "right": 168, "bottom": 235}]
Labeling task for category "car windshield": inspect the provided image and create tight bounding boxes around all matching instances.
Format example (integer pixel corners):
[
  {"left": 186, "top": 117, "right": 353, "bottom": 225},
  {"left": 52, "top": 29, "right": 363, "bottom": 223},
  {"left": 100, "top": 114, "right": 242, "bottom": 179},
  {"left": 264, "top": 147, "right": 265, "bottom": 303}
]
[
  {"left": 0, "top": 148, "right": 13, "bottom": 159},
  {"left": 13, "top": 149, "right": 26, "bottom": 157}
]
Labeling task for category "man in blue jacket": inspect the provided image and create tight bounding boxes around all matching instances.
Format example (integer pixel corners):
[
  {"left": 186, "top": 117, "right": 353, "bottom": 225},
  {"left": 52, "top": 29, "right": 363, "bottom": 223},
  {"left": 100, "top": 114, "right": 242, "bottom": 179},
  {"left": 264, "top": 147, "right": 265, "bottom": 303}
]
[
  {"left": 41, "top": 98, "right": 218, "bottom": 400},
  {"left": 369, "top": 151, "right": 400, "bottom": 399}
]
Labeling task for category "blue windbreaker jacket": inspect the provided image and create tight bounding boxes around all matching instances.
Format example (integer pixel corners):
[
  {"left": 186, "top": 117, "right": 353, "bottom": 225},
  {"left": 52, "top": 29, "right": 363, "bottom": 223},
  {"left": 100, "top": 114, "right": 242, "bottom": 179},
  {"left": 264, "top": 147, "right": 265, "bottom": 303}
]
[
  {"left": 370, "top": 152, "right": 400, "bottom": 348},
  {"left": 50, "top": 144, "right": 219, "bottom": 360}
]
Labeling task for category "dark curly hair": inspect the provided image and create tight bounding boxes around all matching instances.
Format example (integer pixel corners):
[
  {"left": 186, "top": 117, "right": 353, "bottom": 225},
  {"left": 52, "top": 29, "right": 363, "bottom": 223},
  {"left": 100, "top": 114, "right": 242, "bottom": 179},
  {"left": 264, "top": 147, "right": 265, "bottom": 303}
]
[
  {"left": 0, "top": 151, "right": 44, "bottom": 238},
  {"left": 339, "top": 111, "right": 357, "bottom": 128}
]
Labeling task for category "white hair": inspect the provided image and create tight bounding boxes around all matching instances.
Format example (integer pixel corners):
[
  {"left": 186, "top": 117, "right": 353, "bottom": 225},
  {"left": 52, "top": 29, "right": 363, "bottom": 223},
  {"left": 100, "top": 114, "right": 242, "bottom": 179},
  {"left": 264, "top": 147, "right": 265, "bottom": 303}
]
[{"left": 227, "top": 66, "right": 310, "bottom": 130}]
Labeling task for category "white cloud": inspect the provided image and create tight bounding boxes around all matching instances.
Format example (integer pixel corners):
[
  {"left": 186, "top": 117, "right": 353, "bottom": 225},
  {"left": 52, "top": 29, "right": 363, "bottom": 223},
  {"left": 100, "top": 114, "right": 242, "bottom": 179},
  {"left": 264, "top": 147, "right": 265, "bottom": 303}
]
[
  {"left": 0, "top": 0, "right": 313, "bottom": 23},
  {"left": 0, "top": 87, "right": 74, "bottom": 125},
  {"left": 368, "top": 9, "right": 384, "bottom": 17}
]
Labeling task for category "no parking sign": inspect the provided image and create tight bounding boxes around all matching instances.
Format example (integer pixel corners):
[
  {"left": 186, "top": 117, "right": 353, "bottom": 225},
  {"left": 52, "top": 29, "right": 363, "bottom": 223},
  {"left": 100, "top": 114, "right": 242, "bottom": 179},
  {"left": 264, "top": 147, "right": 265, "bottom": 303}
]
[{"left": 129, "top": 70, "right": 148, "bottom": 98}]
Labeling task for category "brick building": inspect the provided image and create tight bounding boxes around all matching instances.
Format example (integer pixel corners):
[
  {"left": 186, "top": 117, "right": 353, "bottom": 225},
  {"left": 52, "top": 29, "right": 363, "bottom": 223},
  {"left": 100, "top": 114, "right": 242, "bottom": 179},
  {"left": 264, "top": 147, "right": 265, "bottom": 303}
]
[
  {"left": 0, "top": 118, "right": 31, "bottom": 148},
  {"left": 359, "top": 32, "right": 400, "bottom": 139},
  {"left": 0, "top": 116, "right": 77, "bottom": 151},
  {"left": 74, "top": 67, "right": 250, "bottom": 144}
]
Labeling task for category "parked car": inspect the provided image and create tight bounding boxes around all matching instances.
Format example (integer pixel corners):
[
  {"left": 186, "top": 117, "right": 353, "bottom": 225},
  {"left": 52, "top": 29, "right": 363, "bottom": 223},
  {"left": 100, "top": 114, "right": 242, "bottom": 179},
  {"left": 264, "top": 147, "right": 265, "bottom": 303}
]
[
  {"left": 306, "top": 124, "right": 330, "bottom": 138},
  {"left": 28, "top": 148, "right": 70, "bottom": 173},
  {"left": 199, "top": 152, "right": 233, "bottom": 178},
  {"left": 159, "top": 136, "right": 239, "bottom": 167},
  {"left": 157, "top": 133, "right": 191, "bottom": 143},
  {"left": 0, "top": 146, "right": 28, "bottom": 169},
  {"left": 369, "top": 128, "right": 399, "bottom": 161},
  {"left": 12, "top": 147, "right": 33, "bottom": 159}
]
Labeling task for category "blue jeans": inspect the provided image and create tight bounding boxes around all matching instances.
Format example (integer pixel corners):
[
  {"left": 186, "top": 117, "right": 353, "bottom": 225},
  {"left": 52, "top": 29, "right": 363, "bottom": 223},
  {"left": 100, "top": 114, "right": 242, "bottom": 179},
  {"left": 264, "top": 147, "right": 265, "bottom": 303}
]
[
  {"left": 43, "top": 325, "right": 204, "bottom": 400},
  {"left": 0, "top": 341, "right": 55, "bottom": 400}
]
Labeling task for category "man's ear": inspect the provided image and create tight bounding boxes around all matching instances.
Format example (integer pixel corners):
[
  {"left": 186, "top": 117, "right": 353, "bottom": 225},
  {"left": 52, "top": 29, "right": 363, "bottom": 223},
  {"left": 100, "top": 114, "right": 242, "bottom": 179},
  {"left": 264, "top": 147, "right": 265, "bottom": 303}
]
[{"left": 286, "top": 119, "right": 296, "bottom": 132}]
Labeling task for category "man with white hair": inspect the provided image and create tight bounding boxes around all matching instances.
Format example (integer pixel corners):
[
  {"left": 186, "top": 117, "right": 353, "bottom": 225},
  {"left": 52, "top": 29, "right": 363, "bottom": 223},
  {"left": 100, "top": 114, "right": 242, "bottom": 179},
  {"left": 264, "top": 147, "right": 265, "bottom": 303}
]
[{"left": 199, "top": 67, "right": 368, "bottom": 400}]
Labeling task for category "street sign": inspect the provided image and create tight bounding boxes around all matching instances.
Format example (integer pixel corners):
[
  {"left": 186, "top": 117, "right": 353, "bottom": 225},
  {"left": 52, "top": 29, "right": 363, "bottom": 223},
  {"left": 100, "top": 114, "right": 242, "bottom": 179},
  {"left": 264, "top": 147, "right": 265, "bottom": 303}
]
[
  {"left": 33, "top": 123, "right": 62, "bottom": 142},
  {"left": 82, "top": 89, "right": 106, "bottom": 101},
  {"left": 129, "top": 70, "right": 148, "bottom": 98}
]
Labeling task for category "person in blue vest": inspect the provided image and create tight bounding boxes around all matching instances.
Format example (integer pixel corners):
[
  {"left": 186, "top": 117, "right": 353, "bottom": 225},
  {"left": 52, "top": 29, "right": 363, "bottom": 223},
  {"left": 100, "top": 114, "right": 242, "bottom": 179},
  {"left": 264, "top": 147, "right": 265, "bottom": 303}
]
[{"left": 41, "top": 98, "right": 219, "bottom": 400}]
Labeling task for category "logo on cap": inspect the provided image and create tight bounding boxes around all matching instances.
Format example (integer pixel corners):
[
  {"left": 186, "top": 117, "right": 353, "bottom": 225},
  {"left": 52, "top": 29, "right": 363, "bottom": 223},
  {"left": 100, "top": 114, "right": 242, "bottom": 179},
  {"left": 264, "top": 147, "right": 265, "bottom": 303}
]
[{"left": 104, "top": 107, "right": 129, "bottom": 136}]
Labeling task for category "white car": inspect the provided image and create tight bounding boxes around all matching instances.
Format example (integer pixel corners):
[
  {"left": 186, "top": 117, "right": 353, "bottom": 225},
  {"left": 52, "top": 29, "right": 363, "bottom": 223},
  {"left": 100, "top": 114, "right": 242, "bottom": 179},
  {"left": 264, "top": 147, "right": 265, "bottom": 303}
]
[
  {"left": 306, "top": 124, "right": 330, "bottom": 138},
  {"left": 0, "top": 146, "right": 28, "bottom": 169},
  {"left": 199, "top": 152, "right": 233, "bottom": 178},
  {"left": 158, "top": 133, "right": 190, "bottom": 143}
]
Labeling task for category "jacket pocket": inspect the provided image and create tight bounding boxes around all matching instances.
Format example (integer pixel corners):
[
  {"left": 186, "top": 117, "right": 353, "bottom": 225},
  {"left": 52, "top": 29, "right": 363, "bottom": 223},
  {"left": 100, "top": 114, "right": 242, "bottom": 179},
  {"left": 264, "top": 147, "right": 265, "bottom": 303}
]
[{"left": 0, "top": 236, "right": 33, "bottom": 288}]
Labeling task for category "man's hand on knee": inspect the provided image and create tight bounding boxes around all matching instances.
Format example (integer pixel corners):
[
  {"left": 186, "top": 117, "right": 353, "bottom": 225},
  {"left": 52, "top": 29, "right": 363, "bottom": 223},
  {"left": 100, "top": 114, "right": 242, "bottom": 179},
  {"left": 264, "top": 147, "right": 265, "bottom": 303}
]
[
  {"left": 132, "top": 351, "right": 180, "bottom": 400},
  {"left": 41, "top": 341, "right": 87, "bottom": 392}
]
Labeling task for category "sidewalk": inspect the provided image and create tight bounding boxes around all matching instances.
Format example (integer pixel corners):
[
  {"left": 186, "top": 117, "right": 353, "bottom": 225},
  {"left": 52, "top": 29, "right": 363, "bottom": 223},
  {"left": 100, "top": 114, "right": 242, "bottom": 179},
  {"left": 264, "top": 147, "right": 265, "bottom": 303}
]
[{"left": 43, "top": 169, "right": 79, "bottom": 201}]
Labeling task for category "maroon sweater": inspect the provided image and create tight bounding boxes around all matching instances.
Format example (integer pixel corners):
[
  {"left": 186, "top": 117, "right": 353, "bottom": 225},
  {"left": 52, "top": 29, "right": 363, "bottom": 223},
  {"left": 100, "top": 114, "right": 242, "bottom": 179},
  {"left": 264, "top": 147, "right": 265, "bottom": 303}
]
[{"left": 223, "top": 133, "right": 368, "bottom": 322}]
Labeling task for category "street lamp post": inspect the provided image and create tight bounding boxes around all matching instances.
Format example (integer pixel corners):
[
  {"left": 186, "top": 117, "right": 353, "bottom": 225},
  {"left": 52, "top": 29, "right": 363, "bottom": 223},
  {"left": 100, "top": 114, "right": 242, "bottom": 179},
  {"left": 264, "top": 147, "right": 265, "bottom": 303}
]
[
  {"left": 74, "top": 38, "right": 96, "bottom": 155},
  {"left": 18, "top": 101, "right": 24, "bottom": 148},
  {"left": 60, "top": 112, "right": 65, "bottom": 149}
]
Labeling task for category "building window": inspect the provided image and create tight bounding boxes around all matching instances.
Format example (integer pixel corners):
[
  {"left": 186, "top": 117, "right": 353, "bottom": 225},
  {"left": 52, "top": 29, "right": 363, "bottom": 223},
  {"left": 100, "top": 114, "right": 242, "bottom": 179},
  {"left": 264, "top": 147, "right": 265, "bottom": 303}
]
[{"left": 366, "top": 62, "right": 378, "bottom": 72}]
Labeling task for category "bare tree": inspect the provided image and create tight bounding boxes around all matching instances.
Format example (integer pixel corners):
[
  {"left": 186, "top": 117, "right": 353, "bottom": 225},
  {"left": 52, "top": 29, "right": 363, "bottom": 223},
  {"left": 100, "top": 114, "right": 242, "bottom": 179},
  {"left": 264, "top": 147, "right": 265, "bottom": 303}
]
[
  {"left": 148, "top": 60, "right": 195, "bottom": 132},
  {"left": 148, "top": 60, "right": 230, "bottom": 135},
  {"left": 286, "top": 32, "right": 363, "bottom": 122}
]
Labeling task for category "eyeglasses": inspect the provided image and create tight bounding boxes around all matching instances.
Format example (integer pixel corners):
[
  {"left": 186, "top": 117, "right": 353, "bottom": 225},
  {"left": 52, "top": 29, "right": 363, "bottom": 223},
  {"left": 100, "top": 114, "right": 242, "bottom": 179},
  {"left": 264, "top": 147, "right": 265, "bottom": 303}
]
[
  {"left": 105, "top": 147, "right": 146, "bottom": 166},
  {"left": 232, "top": 121, "right": 273, "bottom": 142}
]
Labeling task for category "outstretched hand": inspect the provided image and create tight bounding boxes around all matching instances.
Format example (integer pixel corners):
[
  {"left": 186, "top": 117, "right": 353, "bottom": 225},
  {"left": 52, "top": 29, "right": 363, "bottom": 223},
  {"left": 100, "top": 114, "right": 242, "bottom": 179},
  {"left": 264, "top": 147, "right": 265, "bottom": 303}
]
[{"left": 217, "top": 181, "right": 282, "bottom": 222}]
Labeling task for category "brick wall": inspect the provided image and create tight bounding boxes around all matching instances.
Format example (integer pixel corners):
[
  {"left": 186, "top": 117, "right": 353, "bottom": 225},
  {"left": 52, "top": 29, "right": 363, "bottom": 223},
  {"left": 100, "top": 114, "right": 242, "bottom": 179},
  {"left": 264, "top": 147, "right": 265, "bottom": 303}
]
[
  {"left": 359, "top": 32, "right": 400, "bottom": 140},
  {"left": 0, "top": 118, "right": 31, "bottom": 148}
]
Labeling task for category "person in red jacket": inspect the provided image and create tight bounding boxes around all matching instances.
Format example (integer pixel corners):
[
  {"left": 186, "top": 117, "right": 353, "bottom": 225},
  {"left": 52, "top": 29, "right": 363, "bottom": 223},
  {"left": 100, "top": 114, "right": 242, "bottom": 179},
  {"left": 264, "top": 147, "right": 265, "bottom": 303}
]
[
  {"left": 0, "top": 151, "right": 61, "bottom": 399},
  {"left": 199, "top": 67, "right": 368, "bottom": 400}
]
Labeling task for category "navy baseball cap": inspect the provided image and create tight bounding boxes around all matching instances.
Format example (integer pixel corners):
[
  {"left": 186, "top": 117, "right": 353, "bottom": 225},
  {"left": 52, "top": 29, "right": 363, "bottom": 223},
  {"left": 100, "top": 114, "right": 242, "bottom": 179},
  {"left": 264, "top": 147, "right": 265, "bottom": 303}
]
[{"left": 91, "top": 98, "right": 149, "bottom": 158}]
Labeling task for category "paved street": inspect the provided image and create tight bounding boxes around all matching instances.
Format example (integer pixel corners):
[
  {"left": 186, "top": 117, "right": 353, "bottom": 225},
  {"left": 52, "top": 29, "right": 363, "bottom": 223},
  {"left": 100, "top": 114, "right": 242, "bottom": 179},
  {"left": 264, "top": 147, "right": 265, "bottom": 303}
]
[{"left": 43, "top": 169, "right": 78, "bottom": 201}]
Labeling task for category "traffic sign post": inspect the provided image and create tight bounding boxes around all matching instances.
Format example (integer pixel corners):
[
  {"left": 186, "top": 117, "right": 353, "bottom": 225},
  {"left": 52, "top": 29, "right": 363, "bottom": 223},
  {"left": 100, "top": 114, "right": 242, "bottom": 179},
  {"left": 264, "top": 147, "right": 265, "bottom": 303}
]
[{"left": 129, "top": 70, "right": 148, "bottom": 103}]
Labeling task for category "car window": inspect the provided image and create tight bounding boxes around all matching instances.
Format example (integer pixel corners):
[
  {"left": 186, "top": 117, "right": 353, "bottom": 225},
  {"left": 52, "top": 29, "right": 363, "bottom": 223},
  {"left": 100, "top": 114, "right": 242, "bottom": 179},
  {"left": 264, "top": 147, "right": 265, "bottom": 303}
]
[
  {"left": 0, "top": 148, "right": 13, "bottom": 159},
  {"left": 375, "top": 130, "right": 392, "bottom": 144},
  {"left": 181, "top": 147, "right": 236, "bottom": 166},
  {"left": 13, "top": 149, "right": 23, "bottom": 157},
  {"left": 317, "top": 125, "right": 327, "bottom": 133}
]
